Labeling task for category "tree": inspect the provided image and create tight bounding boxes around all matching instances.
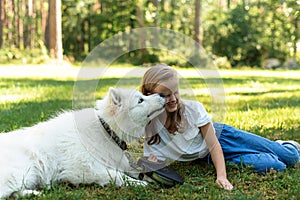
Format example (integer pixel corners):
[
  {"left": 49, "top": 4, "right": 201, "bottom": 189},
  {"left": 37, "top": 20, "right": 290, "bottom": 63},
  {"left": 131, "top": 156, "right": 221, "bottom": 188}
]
[
  {"left": 0, "top": 0, "right": 298, "bottom": 66},
  {"left": 6, "top": 0, "right": 13, "bottom": 47},
  {"left": 48, "top": 0, "right": 63, "bottom": 61},
  {"left": 16, "top": 0, "right": 24, "bottom": 49},
  {"left": 0, "top": 0, "right": 3, "bottom": 48},
  {"left": 25, "top": 0, "right": 33, "bottom": 48},
  {"left": 194, "top": 0, "right": 202, "bottom": 46},
  {"left": 41, "top": 0, "right": 47, "bottom": 41}
]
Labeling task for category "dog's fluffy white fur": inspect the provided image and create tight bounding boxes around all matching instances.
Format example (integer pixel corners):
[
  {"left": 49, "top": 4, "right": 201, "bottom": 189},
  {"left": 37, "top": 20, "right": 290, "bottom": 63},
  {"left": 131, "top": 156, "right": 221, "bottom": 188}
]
[{"left": 0, "top": 88, "right": 165, "bottom": 198}]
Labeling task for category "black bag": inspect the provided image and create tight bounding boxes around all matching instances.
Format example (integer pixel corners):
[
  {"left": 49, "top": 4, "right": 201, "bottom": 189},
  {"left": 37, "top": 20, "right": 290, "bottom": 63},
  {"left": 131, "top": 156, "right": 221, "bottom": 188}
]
[{"left": 137, "top": 157, "right": 184, "bottom": 187}]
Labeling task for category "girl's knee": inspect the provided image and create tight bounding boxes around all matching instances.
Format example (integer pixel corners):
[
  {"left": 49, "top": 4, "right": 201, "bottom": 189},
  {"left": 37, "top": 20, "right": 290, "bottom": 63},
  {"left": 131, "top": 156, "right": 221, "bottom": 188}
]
[
  {"left": 281, "top": 144, "right": 299, "bottom": 165},
  {"left": 251, "top": 154, "right": 287, "bottom": 172},
  {"left": 230, "top": 153, "right": 287, "bottom": 173},
  {"left": 254, "top": 161, "right": 286, "bottom": 173}
]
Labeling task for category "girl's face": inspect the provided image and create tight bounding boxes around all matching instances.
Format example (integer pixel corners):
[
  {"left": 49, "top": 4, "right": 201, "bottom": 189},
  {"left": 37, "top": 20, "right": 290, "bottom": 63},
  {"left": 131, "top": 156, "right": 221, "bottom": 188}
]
[{"left": 153, "top": 79, "right": 179, "bottom": 113}]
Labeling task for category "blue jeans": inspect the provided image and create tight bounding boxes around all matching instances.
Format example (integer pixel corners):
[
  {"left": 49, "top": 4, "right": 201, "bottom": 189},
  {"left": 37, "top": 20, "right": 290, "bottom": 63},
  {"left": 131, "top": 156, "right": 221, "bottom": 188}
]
[{"left": 213, "top": 123, "right": 300, "bottom": 172}]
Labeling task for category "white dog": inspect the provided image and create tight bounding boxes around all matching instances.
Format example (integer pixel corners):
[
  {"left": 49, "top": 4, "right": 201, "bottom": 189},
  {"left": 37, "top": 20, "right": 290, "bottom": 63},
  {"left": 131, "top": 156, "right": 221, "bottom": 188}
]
[{"left": 0, "top": 88, "right": 165, "bottom": 198}]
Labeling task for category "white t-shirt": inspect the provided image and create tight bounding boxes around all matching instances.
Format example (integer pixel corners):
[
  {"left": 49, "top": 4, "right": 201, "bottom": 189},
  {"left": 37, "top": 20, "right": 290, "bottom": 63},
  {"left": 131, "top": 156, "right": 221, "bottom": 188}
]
[{"left": 144, "top": 100, "right": 213, "bottom": 161}]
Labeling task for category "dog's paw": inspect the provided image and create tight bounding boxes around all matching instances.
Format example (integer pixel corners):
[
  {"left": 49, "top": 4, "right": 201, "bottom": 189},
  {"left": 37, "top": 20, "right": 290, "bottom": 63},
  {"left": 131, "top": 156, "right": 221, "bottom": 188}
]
[
  {"left": 122, "top": 175, "right": 148, "bottom": 186},
  {"left": 13, "top": 189, "right": 40, "bottom": 198},
  {"left": 134, "top": 180, "right": 148, "bottom": 186},
  {"left": 126, "top": 179, "right": 148, "bottom": 187}
]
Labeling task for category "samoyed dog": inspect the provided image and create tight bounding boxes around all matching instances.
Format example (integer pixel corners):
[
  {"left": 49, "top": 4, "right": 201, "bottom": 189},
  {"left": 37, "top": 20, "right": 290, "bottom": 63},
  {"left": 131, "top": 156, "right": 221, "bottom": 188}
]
[{"left": 0, "top": 88, "right": 165, "bottom": 198}]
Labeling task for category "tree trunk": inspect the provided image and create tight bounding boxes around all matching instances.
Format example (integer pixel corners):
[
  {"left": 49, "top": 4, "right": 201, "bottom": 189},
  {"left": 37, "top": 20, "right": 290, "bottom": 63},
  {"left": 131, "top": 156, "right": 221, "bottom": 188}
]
[
  {"left": 48, "top": 0, "right": 63, "bottom": 61},
  {"left": 169, "top": 0, "right": 175, "bottom": 29},
  {"left": 194, "top": 0, "right": 202, "bottom": 46},
  {"left": 136, "top": 0, "right": 146, "bottom": 50},
  {"left": 219, "top": 0, "right": 226, "bottom": 8},
  {"left": 7, "top": 0, "right": 13, "bottom": 46},
  {"left": 25, "top": 0, "right": 33, "bottom": 48},
  {"left": 0, "top": 0, "right": 3, "bottom": 48},
  {"left": 12, "top": 0, "right": 17, "bottom": 47},
  {"left": 17, "top": 0, "right": 24, "bottom": 49},
  {"left": 150, "top": 0, "right": 159, "bottom": 27},
  {"left": 293, "top": 15, "right": 299, "bottom": 58},
  {"left": 163, "top": 0, "right": 169, "bottom": 12},
  {"left": 41, "top": 0, "right": 47, "bottom": 42},
  {"left": 31, "top": 0, "right": 36, "bottom": 47},
  {"left": 150, "top": 0, "right": 159, "bottom": 46}
]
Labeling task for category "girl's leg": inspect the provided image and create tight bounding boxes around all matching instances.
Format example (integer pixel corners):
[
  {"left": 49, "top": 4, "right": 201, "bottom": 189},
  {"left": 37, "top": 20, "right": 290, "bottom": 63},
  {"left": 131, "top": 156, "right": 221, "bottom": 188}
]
[
  {"left": 229, "top": 153, "right": 286, "bottom": 172},
  {"left": 214, "top": 123, "right": 299, "bottom": 172}
]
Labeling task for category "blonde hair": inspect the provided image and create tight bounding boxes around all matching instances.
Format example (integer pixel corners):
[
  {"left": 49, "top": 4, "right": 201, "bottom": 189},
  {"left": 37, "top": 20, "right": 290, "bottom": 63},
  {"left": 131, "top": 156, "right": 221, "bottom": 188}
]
[
  {"left": 141, "top": 64, "right": 177, "bottom": 95},
  {"left": 141, "top": 64, "right": 186, "bottom": 145}
]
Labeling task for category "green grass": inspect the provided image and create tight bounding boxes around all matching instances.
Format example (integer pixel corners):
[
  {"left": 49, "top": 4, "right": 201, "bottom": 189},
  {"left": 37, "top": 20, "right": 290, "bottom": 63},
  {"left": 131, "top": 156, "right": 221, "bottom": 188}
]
[{"left": 0, "top": 68, "right": 299, "bottom": 199}]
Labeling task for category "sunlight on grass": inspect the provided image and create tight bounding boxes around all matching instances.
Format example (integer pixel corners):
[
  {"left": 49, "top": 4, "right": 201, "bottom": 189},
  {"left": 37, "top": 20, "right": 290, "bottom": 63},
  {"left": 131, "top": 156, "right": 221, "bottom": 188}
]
[
  {"left": 220, "top": 69, "right": 300, "bottom": 78},
  {"left": 0, "top": 80, "right": 73, "bottom": 104},
  {"left": 0, "top": 94, "right": 36, "bottom": 103}
]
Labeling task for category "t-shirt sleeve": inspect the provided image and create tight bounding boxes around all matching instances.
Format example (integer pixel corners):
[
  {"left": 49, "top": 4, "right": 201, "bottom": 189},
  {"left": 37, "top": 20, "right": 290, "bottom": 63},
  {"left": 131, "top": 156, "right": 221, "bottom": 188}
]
[{"left": 186, "top": 100, "right": 212, "bottom": 127}]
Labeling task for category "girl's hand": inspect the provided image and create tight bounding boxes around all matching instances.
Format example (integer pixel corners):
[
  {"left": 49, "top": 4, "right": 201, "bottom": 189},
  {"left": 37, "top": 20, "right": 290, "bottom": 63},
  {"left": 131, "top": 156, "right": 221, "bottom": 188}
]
[
  {"left": 216, "top": 177, "right": 233, "bottom": 190},
  {"left": 147, "top": 153, "right": 158, "bottom": 162}
]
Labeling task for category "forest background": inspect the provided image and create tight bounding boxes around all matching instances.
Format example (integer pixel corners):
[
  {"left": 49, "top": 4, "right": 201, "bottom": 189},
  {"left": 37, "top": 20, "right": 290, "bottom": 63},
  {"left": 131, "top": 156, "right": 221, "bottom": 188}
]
[{"left": 0, "top": 0, "right": 299, "bottom": 69}]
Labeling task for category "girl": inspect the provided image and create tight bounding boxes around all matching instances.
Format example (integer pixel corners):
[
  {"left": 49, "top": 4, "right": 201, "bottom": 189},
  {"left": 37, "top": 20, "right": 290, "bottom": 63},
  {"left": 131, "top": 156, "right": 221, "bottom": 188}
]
[{"left": 141, "top": 64, "right": 300, "bottom": 190}]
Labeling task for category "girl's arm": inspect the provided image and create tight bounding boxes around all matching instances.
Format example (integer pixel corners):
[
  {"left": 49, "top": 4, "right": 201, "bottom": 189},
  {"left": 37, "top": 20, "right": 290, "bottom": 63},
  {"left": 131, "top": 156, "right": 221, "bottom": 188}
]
[{"left": 200, "top": 122, "right": 233, "bottom": 190}]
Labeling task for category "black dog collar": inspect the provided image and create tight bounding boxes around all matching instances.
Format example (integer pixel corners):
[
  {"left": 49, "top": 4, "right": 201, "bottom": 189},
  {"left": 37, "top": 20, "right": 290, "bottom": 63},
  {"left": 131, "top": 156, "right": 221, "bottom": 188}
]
[{"left": 98, "top": 117, "right": 127, "bottom": 151}]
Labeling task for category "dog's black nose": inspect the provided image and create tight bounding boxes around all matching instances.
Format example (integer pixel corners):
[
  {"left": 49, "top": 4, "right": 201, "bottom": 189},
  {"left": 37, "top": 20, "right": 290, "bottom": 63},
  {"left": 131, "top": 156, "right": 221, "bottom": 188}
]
[{"left": 159, "top": 93, "right": 165, "bottom": 98}]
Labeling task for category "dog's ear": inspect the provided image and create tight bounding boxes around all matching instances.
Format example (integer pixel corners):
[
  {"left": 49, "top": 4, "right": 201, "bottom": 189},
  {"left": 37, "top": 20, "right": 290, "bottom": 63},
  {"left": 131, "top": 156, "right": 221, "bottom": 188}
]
[{"left": 109, "top": 87, "right": 121, "bottom": 106}]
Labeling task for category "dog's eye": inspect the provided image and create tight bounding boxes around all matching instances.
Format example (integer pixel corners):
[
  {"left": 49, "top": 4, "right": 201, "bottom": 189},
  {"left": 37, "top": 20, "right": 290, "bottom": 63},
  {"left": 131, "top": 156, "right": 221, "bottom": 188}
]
[{"left": 138, "top": 97, "right": 144, "bottom": 104}]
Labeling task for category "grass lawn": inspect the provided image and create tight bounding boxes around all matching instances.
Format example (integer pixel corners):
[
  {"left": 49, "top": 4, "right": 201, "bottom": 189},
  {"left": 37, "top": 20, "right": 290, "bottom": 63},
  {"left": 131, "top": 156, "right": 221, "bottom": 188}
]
[{"left": 0, "top": 68, "right": 299, "bottom": 199}]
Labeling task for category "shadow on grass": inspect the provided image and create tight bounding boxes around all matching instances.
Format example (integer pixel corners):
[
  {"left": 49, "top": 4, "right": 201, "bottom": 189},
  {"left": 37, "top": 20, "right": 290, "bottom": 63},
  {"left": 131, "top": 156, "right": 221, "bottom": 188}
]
[
  {"left": 187, "top": 76, "right": 299, "bottom": 84},
  {"left": 228, "top": 88, "right": 300, "bottom": 96},
  {"left": 0, "top": 78, "right": 75, "bottom": 88},
  {"left": 224, "top": 94, "right": 300, "bottom": 111},
  {"left": 0, "top": 100, "right": 72, "bottom": 132},
  {"left": 222, "top": 77, "right": 300, "bottom": 86},
  {"left": 0, "top": 77, "right": 144, "bottom": 132}
]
